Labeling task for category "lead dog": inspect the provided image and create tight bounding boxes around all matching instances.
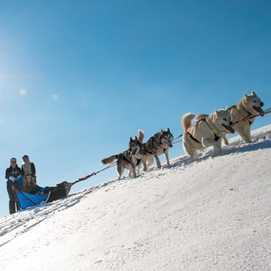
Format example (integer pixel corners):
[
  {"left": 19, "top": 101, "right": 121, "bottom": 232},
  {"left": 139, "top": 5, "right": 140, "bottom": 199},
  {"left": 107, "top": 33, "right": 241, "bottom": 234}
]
[
  {"left": 226, "top": 91, "right": 264, "bottom": 143},
  {"left": 181, "top": 109, "right": 234, "bottom": 159}
]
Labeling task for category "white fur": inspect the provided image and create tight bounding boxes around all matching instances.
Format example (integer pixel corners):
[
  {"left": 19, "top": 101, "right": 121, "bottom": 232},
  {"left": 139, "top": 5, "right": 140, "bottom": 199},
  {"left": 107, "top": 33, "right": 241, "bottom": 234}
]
[{"left": 181, "top": 110, "right": 232, "bottom": 158}]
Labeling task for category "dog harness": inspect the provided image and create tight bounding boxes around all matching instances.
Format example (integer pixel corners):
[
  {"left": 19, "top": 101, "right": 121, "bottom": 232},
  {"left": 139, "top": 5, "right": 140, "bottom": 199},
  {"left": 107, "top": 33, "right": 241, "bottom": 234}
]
[
  {"left": 186, "top": 131, "right": 201, "bottom": 144},
  {"left": 140, "top": 132, "right": 172, "bottom": 155},
  {"left": 187, "top": 116, "right": 221, "bottom": 144},
  {"left": 200, "top": 119, "right": 221, "bottom": 141},
  {"left": 230, "top": 104, "right": 254, "bottom": 126},
  {"left": 141, "top": 141, "right": 156, "bottom": 155}
]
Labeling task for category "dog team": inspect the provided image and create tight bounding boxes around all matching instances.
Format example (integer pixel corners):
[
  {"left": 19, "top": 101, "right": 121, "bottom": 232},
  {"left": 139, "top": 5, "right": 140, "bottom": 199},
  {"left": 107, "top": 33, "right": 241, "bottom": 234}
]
[{"left": 102, "top": 91, "right": 265, "bottom": 179}]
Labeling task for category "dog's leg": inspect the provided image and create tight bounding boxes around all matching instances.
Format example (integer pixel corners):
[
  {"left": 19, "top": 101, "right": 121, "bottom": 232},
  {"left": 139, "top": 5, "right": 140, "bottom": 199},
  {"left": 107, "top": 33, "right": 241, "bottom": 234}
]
[
  {"left": 222, "top": 135, "right": 229, "bottom": 146},
  {"left": 143, "top": 157, "right": 148, "bottom": 171},
  {"left": 243, "top": 123, "right": 252, "bottom": 142},
  {"left": 128, "top": 163, "right": 137, "bottom": 178},
  {"left": 213, "top": 140, "right": 222, "bottom": 155},
  {"left": 141, "top": 155, "right": 148, "bottom": 171},
  {"left": 148, "top": 155, "right": 154, "bottom": 168},
  {"left": 183, "top": 134, "right": 201, "bottom": 157},
  {"left": 183, "top": 139, "right": 198, "bottom": 159},
  {"left": 117, "top": 162, "right": 124, "bottom": 180},
  {"left": 201, "top": 137, "right": 216, "bottom": 148},
  {"left": 154, "top": 155, "right": 161, "bottom": 169},
  {"left": 136, "top": 161, "right": 141, "bottom": 176},
  {"left": 128, "top": 168, "right": 132, "bottom": 177},
  {"left": 235, "top": 124, "right": 251, "bottom": 143},
  {"left": 202, "top": 137, "right": 222, "bottom": 156},
  {"left": 137, "top": 166, "right": 140, "bottom": 176},
  {"left": 164, "top": 150, "right": 170, "bottom": 167},
  {"left": 131, "top": 164, "right": 137, "bottom": 178}
]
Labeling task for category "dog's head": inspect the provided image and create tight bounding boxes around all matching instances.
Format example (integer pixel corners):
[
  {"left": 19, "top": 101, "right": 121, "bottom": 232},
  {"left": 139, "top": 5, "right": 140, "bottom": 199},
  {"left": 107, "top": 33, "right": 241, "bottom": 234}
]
[
  {"left": 212, "top": 109, "right": 235, "bottom": 134},
  {"left": 160, "top": 128, "right": 174, "bottom": 148},
  {"left": 129, "top": 136, "right": 141, "bottom": 156},
  {"left": 242, "top": 91, "right": 264, "bottom": 116}
]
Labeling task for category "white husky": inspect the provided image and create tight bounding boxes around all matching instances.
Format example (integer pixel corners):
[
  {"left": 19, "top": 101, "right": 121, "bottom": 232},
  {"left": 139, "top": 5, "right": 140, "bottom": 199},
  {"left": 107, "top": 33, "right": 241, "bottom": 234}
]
[
  {"left": 227, "top": 91, "right": 264, "bottom": 143},
  {"left": 181, "top": 110, "right": 235, "bottom": 158}
]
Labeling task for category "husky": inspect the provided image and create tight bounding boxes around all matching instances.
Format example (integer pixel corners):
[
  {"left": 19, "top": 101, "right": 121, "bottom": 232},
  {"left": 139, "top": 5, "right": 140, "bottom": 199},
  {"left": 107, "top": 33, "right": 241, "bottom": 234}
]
[
  {"left": 129, "top": 129, "right": 174, "bottom": 171},
  {"left": 226, "top": 91, "right": 264, "bottom": 143},
  {"left": 101, "top": 134, "right": 143, "bottom": 179},
  {"left": 181, "top": 109, "right": 235, "bottom": 159},
  {"left": 101, "top": 149, "right": 139, "bottom": 179}
]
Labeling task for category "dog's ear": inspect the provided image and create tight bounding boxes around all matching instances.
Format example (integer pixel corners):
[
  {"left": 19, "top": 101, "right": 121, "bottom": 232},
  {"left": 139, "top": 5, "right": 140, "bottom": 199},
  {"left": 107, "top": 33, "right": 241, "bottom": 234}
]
[
  {"left": 251, "top": 90, "right": 256, "bottom": 96},
  {"left": 130, "top": 137, "right": 133, "bottom": 142},
  {"left": 135, "top": 136, "right": 138, "bottom": 141},
  {"left": 167, "top": 128, "right": 170, "bottom": 132}
]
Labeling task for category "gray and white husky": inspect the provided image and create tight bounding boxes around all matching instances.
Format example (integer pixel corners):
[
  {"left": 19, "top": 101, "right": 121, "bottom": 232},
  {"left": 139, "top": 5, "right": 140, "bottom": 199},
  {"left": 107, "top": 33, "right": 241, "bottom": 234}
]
[
  {"left": 101, "top": 136, "right": 143, "bottom": 179},
  {"left": 101, "top": 149, "right": 141, "bottom": 179},
  {"left": 181, "top": 109, "right": 234, "bottom": 159},
  {"left": 129, "top": 128, "right": 174, "bottom": 171},
  {"left": 226, "top": 91, "right": 264, "bottom": 143}
]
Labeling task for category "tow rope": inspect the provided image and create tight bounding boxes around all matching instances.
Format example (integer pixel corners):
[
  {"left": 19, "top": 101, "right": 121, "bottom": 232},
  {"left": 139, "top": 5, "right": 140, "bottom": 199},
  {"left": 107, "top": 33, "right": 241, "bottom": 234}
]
[
  {"left": 70, "top": 162, "right": 116, "bottom": 187},
  {"left": 263, "top": 107, "right": 271, "bottom": 115},
  {"left": 172, "top": 133, "right": 183, "bottom": 144}
]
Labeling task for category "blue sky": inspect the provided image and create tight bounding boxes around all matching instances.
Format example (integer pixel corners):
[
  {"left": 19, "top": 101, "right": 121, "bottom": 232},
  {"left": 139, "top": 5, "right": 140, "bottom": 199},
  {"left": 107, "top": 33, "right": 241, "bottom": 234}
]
[{"left": 0, "top": 0, "right": 270, "bottom": 216}]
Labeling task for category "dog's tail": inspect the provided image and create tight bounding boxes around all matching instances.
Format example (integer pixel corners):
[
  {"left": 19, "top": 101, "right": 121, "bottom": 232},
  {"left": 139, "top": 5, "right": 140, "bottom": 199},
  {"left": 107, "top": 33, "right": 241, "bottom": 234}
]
[
  {"left": 101, "top": 154, "right": 118, "bottom": 165},
  {"left": 137, "top": 129, "right": 145, "bottom": 143},
  {"left": 181, "top": 113, "right": 195, "bottom": 132}
]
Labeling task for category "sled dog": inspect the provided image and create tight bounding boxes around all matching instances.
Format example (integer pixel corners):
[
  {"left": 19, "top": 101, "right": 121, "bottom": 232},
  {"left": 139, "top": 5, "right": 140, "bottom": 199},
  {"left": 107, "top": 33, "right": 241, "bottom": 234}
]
[
  {"left": 226, "top": 91, "right": 264, "bottom": 143},
  {"left": 101, "top": 136, "right": 143, "bottom": 179},
  {"left": 101, "top": 150, "right": 140, "bottom": 179},
  {"left": 181, "top": 109, "right": 234, "bottom": 158},
  {"left": 129, "top": 129, "right": 174, "bottom": 171}
]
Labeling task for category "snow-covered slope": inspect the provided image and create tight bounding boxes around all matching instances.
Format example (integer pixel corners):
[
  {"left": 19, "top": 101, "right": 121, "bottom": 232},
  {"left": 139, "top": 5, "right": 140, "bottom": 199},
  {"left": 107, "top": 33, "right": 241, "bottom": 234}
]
[{"left": 1, "top": 126, "right": 271, "bottom": 271}]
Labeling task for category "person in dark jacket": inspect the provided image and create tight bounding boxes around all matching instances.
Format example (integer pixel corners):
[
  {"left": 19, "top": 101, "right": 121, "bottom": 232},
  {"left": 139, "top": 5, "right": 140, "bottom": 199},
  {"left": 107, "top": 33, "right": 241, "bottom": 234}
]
[
  {"left": 21, "top": 155, "right": 37, "bottom": 193},
  {"left": 5, "top": 158, "right": 22, "bottom": 214}
]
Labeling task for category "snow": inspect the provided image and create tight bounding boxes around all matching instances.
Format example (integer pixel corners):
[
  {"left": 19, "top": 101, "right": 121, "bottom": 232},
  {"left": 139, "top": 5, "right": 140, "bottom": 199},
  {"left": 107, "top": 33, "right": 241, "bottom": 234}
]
[{"left": 1, "top": 125, "right": 271, "bottom": 270}]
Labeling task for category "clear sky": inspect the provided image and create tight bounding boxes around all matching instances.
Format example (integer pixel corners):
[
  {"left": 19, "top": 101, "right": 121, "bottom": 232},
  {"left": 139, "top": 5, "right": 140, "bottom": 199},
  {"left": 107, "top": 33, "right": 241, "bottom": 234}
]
[{"left": 0, "top": 0, "right": 270, "bottom": 217}]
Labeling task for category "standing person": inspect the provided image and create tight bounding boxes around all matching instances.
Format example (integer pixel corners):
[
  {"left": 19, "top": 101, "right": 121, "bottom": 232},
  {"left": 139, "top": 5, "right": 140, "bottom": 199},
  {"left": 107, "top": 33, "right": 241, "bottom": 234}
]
[
  {"left": 5, "top": 158, "right": 22, "bottom": 214},
  {"left": 21, "top": 155, "right": 37, "bottom": 193}
]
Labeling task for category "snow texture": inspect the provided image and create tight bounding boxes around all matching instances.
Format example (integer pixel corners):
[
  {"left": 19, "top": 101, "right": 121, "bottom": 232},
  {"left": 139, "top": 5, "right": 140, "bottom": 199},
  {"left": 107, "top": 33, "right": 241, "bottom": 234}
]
[{"left": 0, "top": 125, "right": 271, "bottom": 271}]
